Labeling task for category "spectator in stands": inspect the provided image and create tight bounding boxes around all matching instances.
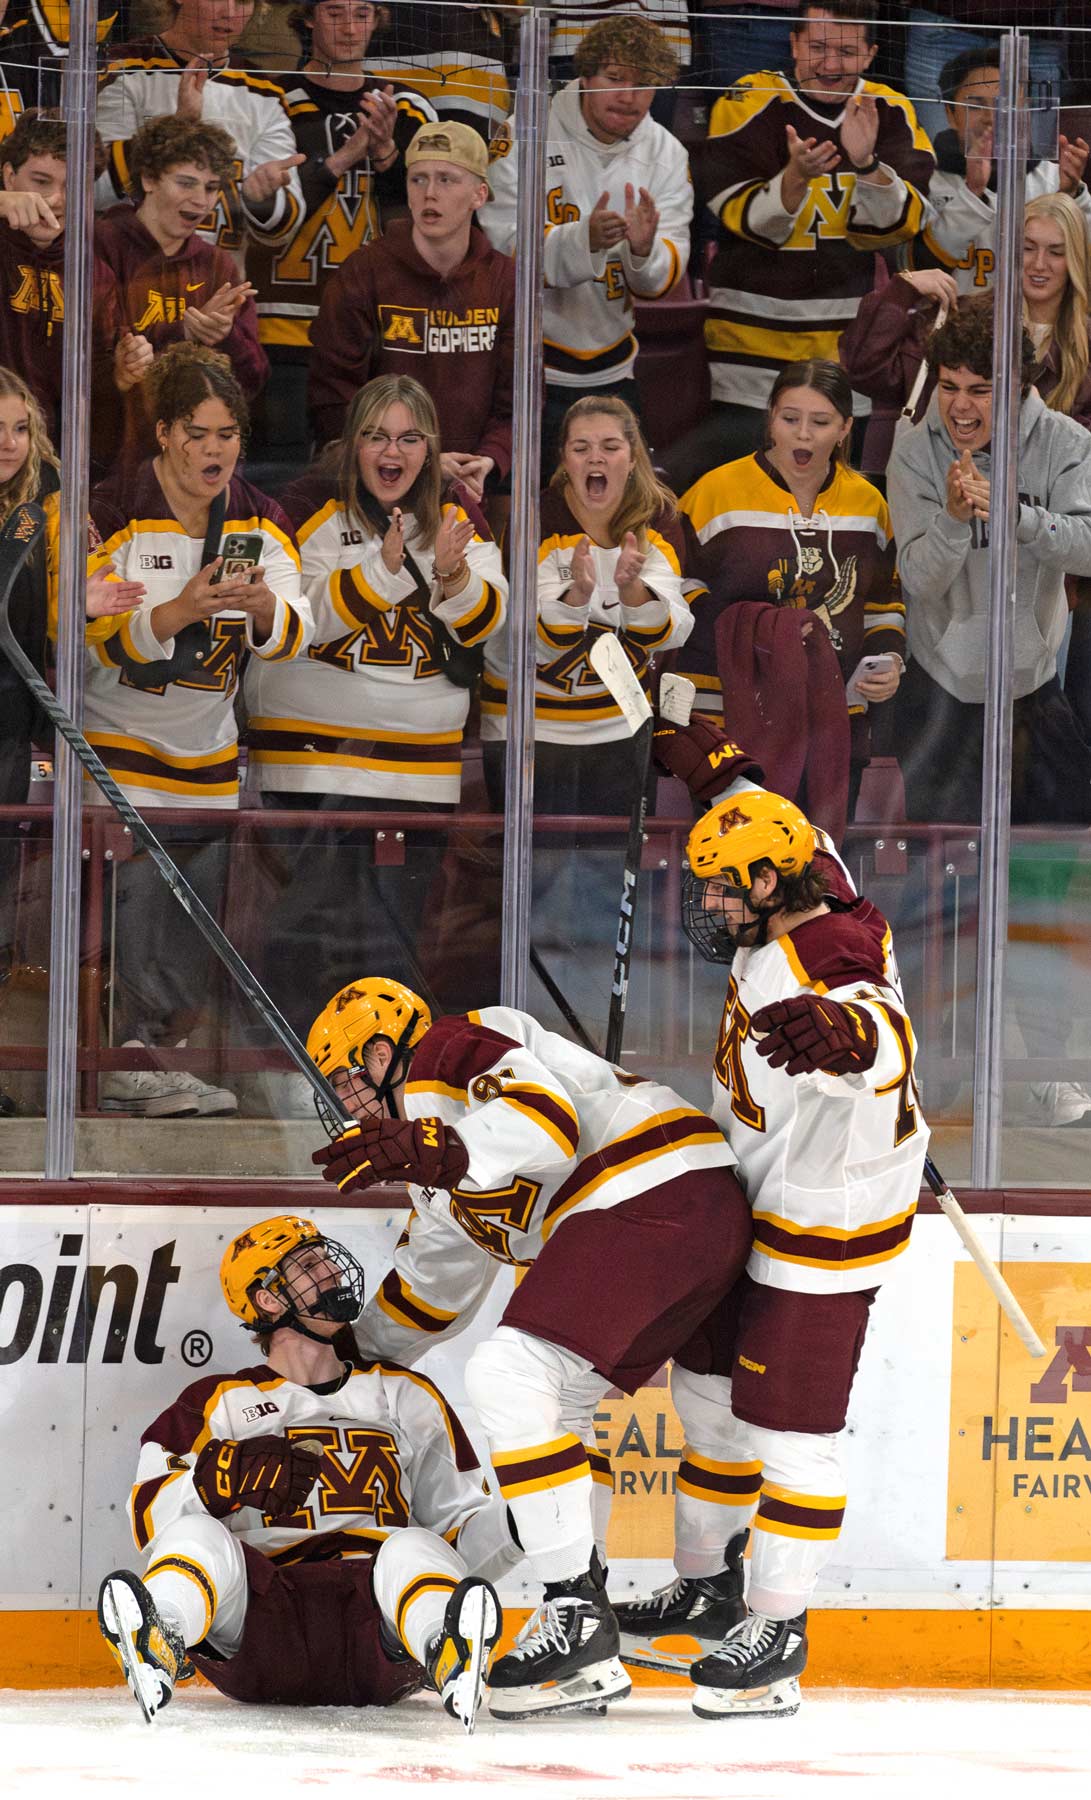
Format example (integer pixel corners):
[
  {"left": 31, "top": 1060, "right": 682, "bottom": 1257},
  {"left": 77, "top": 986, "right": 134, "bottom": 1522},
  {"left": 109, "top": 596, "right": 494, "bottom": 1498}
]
[
  {"left": 666, "top": 0, "right": 934, "bottom": 496},
  {"left": 842, "top": 192, "right": 1091, "bottom": 472},
  {"left": 87, "top": 342, "right": 310, "bottom": 1118},
  {"left": 0, "top": 0, "right": 117, "bottom": 124},
  {"left": 677, "top": 359, "right": 902, "bottom": 839},
  {"left": 94, "top": 0, "right": 306, "bottom": 265},
  {"left": 308, "top": 120, "right": 514, "bottom": 501},
  {"left": 480, "top": 15, "right": 692, "bottom": 473},
  {"left": 887, "top": 298, "right": 1091, "bottom": 827},
  {"left": 245, "top": 372, "right": 505, "bottom": 1070},
  {"left": 902, "top": 4, "right": 1070, "bottom": 152},
  {"left": 0, "top": 364, "right": 143, "bottom": 1116},
  {"left": 480, "top": 394, "right": 694, "bottom": 817},
  {"left": 245, "top": 0, "right": 435, "bottom": 474},
  {"left": 96, "top": 114, "right": 268, "bottom": 474},
  {"left": 365, "top": 3, "right": 517, "bottom": 143},
  {"left": 0, "top": 113, "right": 115, "bottom": 443},
  {"left": 906, "top": 47, "right": 1091, "bottom": 299}
]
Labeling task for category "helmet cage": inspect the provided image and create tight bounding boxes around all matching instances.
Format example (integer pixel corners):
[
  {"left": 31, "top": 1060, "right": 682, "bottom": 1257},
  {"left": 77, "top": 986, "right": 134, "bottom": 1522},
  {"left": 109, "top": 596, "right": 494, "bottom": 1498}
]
[
  {"left": 681, "top": 868, "right": 781, "bottom": 965},
  {"left": 250, "top": 1234, "right": 366, "bottom": 1335}
]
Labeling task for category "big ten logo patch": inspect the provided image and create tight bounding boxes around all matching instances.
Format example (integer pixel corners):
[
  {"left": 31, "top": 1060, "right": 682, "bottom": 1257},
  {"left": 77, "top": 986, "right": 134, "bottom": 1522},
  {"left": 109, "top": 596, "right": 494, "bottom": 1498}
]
[
  {"left": 594, "top": 1368, "right": 684, "bottom": 1561},
  {"left": 379, "top": 304, "right": 427, "bottom": 352},
  {"left": 947, "top": 1262, "right": 1091, "bottom": 1561}
]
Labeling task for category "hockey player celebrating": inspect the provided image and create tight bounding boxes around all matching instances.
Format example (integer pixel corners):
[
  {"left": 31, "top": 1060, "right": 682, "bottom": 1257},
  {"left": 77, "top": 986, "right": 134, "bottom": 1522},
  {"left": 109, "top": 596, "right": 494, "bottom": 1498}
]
[
  {"left": 308, "top": 979, "right": 752, "bottom": 1719},
  {"left": 610, "top": 715, "right": 929, "bottom": 1718},
  {"left": 97, "top": 1214, "right": 514, "bottom": 1732}
]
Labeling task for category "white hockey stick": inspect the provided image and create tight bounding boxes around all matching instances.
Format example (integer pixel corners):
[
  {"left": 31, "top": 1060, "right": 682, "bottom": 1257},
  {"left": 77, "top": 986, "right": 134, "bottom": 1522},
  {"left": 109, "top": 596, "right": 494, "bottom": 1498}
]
[{"left": 923, "top": 1156, "right": 1046, "bottom": 1357}]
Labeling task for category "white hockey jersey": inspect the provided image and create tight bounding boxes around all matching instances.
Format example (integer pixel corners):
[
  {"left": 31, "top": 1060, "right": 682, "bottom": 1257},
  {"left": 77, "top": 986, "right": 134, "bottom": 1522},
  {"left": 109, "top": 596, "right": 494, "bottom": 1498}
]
[
  {"left": 910, "top": 161, "right": 1091, "bottom": 295},
  {"left": 86, "top": 467, "right": 310, "bottom": 808},
  {"left": 94, "top": 43, "right": 305, "bottom": 262},
  {"left": 354, "top": 1004, "right": 735, "bottom": 1365},
  {"left": 480, "top": 79, "right": 692, "bottom": 388},
  {"left": 129, "top": 1358, "right": 515, "bottom": 1576},
  {"left": 710, "top": 854, "right": 929, "bottom": 1296},
  {"left": 480, "top": 489, "right": 692, "bottom": 745},
  {"left": 246, "top": 475, "right": 507, "bottom": 803}
]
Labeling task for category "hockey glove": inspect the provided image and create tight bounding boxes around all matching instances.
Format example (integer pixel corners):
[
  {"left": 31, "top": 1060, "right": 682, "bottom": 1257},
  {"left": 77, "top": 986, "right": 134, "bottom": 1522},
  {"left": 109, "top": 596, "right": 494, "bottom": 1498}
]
[
  {"left": 312, "top": 1116, "right": 470, "bottom": 1191},
  {"left": 193, "top": 1435, "right": 322, "bottom": 1520},
  {"left": 750, "top": 996, "right": 878, "bottom": 1078},
  {"left": 652, "top": 716, "right": 764, "bottom": 803}
]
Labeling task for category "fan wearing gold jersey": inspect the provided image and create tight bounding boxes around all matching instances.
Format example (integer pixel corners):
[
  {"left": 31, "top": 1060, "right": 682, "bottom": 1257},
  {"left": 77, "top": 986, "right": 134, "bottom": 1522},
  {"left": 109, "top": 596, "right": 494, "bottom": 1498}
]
[
  {"left": 308, "top": 975, "right": 752, "bottom": 1720},
  {"left": 97, "top": 1212, "right": 512, "bottom": 1733},
  {"left": 611, "top": 719, "right": 929, "bottom": 1720}
]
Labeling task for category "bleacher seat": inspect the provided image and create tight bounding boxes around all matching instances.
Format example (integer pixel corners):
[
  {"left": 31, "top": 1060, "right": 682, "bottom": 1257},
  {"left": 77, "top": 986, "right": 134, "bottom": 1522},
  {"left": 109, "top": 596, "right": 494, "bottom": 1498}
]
[{"left": 634, "top": 278, "right": 712, "bottom": 465}]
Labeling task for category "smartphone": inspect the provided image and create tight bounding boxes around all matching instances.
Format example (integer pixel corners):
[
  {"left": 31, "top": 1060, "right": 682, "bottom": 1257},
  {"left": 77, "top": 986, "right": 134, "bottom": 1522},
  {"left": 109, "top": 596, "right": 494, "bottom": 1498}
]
[
  {"left": 859, "top": 654, "right": 895, "bottom": 675},
  {"left": 213, "top": 532, "right": 263, "bottom": 583}
]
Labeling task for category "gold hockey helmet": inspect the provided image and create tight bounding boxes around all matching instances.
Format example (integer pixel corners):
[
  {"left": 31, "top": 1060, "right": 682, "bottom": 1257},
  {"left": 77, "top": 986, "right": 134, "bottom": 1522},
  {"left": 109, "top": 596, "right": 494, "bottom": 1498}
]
[
  {"left": 685, "top": 791, "right": 816, "bottom": 888},
  {"left": 306, "top": 977, "right": 431, "bottom": 1077},
  {"left": 220, "top": 1213, "right": 365, "bottom": 1330}
]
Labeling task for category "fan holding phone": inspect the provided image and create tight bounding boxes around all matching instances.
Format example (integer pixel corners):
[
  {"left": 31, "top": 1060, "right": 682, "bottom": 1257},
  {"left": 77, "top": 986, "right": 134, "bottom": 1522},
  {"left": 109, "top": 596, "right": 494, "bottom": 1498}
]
[{"left": 82, "top": 343, "right": 313, "bottom": 1121}]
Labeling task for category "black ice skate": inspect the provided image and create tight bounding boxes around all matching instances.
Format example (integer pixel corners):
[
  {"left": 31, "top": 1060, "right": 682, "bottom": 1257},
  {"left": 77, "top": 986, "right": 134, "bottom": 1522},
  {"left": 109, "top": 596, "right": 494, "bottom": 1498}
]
[
  {"left": 97, "top": 1569, "right": 190, "bottom": 1723},
  {"left": 487, "top": 1551, "right": 631, "bottom": 1720},
  {"left": 426, "top": 1576, "right": 502, "bottom": 1735},
  {"left": 690, "top": 1609, "right": 808, "bottom": 1719},
  {"left": 612, "top": 1532, "right": 748, "bottom": 1673}
]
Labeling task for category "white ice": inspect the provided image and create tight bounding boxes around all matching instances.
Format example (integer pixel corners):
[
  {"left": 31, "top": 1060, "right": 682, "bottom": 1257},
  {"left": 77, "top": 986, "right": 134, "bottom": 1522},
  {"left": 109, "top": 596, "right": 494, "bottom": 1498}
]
[{"left": 3, "top": 1687, "right": 1090, "bottom": 1799}]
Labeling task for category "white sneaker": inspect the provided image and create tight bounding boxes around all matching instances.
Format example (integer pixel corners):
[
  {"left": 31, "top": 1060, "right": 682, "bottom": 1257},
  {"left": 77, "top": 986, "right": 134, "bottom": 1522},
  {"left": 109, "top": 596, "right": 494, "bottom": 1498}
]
[
  {"left": 1029, "top": 1082, "right": 1091, "bottom": 1128},
  {"left": 237, "top": 1070, "right": 316, "bottom": 1120},
  {"left": 100, "top": 1041, "right": 237, "bottom": 1118}
]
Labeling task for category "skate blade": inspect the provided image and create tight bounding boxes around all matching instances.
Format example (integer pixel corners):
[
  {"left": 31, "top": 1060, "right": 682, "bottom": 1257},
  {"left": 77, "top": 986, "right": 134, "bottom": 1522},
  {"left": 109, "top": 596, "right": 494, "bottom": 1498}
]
[
  {"left": 487, "top": 1657, "right": 631, "bottom": 1721},
  {"left": 446, "top": 1585, "right": 501, "bottom": 1737},
  {"left": 692, "top": 1674, "right": 801, "bottom": 1720},
  {"left": 619, "top": 1631, "right": 710, "bottom": 1674},
  {"left": 99, "top": 1580, "right": 169, "bottom": 1725}
]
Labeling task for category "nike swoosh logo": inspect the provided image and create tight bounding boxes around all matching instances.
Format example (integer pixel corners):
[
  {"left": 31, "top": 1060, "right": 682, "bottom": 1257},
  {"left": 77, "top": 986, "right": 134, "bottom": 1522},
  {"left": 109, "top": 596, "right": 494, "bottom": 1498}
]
[{"left": 185, "top": 282, "right": 203, "bottom": 292}]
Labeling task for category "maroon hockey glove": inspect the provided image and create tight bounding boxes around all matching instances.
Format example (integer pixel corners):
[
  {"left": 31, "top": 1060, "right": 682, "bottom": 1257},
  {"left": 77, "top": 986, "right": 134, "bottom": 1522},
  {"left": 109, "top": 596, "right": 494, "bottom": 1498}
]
[
  {"left": 652, "top": 716, "right": 764, "bottom": 803},
  {"left": 750, "top": 996, "right": 878, "bottom": 1078},
  {"left": 312, "top": 1116, "right": 470, "bottom": 1191},
  {"left": 193, "top": 1435, "right": 322, "bottom": 1520}
]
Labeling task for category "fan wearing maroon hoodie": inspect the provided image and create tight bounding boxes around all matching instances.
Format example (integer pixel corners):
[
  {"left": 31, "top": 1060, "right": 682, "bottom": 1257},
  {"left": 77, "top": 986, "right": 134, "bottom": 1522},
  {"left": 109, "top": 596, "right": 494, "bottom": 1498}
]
[
  {"left": 0, "top": 112, "right": 108, "bottom": 439},
  {"left": 95, "top": 114, "right": 269, "bottom": 473},
  {"left": 307, "top": 119, "right": 514, "bottom": 501}
]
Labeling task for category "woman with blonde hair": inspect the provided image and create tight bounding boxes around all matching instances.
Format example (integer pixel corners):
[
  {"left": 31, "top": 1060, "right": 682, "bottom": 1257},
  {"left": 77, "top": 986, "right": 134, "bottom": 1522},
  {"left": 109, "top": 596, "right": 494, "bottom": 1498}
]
[
  {"left": 841, "top": 191, "right": 1091, "bottom": 472},
  {"left": 481, "top": 393, "right": 694, "bottom": 816},
  {"left": 0, "top": 366, "right": 143, "bottom": 1114},
  {"left": 245, "top": 371, "right": 506, "bottom": 1055}
]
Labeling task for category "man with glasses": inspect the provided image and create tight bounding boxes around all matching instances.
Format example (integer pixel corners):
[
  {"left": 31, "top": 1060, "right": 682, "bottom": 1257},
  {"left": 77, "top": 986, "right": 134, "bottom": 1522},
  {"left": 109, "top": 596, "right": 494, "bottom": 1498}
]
[
  {"left": 665, "top": 1, "right": 935, "bottom": 494},
  {"left": 308, "top": 120, "right": 514, "bottom": 502}
]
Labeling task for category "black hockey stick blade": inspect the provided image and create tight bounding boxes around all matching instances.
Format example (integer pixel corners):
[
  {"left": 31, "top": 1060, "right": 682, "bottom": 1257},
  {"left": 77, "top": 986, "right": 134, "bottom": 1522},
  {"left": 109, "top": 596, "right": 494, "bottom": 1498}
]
[{"left": 0, "top": 506, "right": 352, "bottom": 1132}]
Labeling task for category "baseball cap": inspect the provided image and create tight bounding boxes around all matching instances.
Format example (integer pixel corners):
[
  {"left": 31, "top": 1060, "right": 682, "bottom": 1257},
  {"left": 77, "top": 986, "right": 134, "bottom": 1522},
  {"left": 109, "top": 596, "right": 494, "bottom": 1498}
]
[{"left": 406, "top": 121, "right": 490, "bottom": 190}]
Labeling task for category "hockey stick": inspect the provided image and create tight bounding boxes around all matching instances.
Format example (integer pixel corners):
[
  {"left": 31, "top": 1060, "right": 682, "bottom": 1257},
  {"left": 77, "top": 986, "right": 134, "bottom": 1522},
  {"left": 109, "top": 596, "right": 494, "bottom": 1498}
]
[
  {"left": 0, "top": 502, "right": 354, "bottom": 1130},
  {"left": 923, "top": 1154, "right": 1046, "bottom": 1357},
  {"left": 590, "top": 636, "right": 696, "bottom": 1061}
]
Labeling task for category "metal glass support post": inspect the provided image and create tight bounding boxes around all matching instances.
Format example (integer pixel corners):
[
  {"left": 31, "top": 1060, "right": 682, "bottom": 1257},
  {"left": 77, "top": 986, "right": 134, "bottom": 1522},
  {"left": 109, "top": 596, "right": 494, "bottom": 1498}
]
[
  {"left": 970, "top": 31, "right": 1028, "bottom": 1188},
  {"left": 44, "top": 16, "right": 98, "bottom": 1176},
  {"left": 500, "top": 10, "right": 549, "bottom": 1011}
]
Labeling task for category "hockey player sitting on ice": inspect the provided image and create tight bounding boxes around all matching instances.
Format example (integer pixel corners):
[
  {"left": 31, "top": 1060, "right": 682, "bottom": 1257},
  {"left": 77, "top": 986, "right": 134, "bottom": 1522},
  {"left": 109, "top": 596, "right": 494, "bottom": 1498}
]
[
  {"left": 97, "top": 1213, "right": 515, "bottom": 1733},
  {"left": 308, "top": 979, "right": 753, "bottom": 1720},
  {"left": 609, "top": 713, "right": 929, "bottom": 1718}
]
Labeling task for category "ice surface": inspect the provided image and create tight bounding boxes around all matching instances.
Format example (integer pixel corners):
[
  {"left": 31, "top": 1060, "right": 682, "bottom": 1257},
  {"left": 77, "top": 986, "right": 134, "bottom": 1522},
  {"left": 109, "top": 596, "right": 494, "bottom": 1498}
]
[{"left": 3, "top": 1687, "right": 1090, "bottom": 1799}]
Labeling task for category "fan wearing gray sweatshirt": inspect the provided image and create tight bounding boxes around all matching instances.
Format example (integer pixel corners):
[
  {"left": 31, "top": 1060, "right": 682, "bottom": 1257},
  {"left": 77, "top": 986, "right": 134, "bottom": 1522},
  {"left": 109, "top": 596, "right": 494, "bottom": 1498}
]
[{"left": 886, "top": 299, "right": 1091, "bottom": 824}]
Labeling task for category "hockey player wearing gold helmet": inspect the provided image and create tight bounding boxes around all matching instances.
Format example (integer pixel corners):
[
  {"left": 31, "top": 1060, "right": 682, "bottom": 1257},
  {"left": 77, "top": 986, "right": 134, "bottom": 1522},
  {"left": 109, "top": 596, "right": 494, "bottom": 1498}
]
[
  {"left": 610, "top": 711, "right": 929, "bottom": 1720},
  {"left": 308, "top": 975, "right": 752, "bottom": 1721},
  {"left": 97, "top": 1211, "right": 517, "bottom": 1733}
]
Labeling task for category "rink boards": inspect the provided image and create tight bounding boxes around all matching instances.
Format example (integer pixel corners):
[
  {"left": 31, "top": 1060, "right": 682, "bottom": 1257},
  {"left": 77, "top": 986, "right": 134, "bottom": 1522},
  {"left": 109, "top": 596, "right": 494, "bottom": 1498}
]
[{"left": 0, "top": 1201, "right": 1089, "bottom": 1688}]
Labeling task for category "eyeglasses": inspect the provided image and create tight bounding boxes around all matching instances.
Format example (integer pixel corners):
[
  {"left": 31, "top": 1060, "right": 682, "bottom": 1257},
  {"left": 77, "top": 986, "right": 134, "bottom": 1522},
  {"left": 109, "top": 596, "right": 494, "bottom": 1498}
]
[{"left": 359, "top": 430, "right": 427, "bottom": 451}]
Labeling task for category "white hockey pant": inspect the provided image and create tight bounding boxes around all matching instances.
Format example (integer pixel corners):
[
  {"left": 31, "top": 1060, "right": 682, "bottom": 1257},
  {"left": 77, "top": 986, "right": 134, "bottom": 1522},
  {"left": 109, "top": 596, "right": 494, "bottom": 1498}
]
[
  {"left": 465, "top": 1325, "right": 610, "bottom": 1585},
  {"left": 143, "top": 1514, "right": 471, "bottom": 1668},
  {"left": 670, "top": 1364, "right": 847, "bottom": 1620}
]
